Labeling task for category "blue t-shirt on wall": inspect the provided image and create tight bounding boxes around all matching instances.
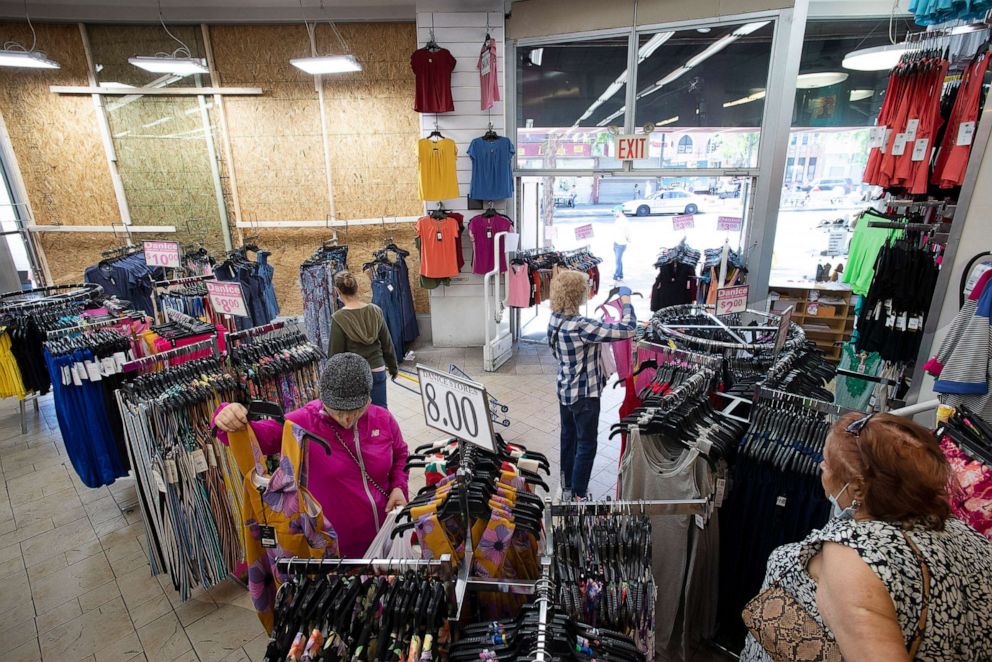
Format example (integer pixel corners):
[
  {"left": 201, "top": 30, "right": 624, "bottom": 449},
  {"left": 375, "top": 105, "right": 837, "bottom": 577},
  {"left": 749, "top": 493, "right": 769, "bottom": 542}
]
[{"left": 468, "top": 136, "right": 515, "bottom": 200}]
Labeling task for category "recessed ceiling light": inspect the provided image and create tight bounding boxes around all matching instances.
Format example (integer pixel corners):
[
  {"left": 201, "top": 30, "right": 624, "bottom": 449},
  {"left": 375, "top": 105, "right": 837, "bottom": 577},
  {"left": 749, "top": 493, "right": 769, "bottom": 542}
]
[
  {"left": 129, "top": 55, "right": 208, "bottom": 75},
  {"left": 724, "top": 90, "right": 766, "bottom": 107},
  {"left": 842, "top": 44, "right": 907, "bottom": 71},
  {"left": 849, "top": 89, "right": 874, "bottom": 101},
  {"left": 0, "top": 49, "right": 59, "bottom": 69},
  {"left": 290, "top": 54, "right": 362, "bottom": 75},
  {"left": 696, "top": 28, "right": 711, "bottom": 33},
  {"left": 796, "top": 72, "right": 849, "bottom": 89}
]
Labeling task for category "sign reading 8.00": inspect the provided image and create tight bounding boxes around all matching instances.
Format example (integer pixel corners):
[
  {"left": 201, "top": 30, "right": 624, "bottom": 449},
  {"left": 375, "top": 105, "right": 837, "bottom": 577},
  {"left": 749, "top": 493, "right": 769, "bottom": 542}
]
[{"left": 416, "top": 365, "right": 496, "bottom": 452}]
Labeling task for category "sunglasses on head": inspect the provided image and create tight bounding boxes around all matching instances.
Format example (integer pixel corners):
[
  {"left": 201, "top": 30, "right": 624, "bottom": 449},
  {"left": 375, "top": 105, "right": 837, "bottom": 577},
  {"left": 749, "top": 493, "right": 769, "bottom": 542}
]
[{"left": 846, "top": 413, "right": 876, "bottom": 437}]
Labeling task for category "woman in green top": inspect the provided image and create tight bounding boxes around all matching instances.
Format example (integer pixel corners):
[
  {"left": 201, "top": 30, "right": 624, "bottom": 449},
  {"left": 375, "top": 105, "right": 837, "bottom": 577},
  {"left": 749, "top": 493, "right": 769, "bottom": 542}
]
[{"left": 329, "top": 271, "right": 398, "bottom": 408}]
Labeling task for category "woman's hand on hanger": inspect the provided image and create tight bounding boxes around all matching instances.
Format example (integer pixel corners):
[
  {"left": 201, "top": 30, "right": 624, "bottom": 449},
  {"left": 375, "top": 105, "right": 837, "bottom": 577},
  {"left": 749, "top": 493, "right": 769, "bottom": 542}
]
[
  {"left": 386, "top": 487, "right": 408, "bottom": 511},
  {"left": 215, "top": 403, "right": 249, "bottom": 432}
]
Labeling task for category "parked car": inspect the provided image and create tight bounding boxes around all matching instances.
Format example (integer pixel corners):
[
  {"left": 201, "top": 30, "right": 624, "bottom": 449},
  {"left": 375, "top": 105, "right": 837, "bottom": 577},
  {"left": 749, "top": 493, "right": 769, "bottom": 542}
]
[
  {"left": 621, "top": 190, "right": 703, "bottom": 216},
  {"left": 553, "top": 191, "right": 577, "bottom": 207},
  {"left": 809, "top": 178, "right": 853, "bottom": 195}
]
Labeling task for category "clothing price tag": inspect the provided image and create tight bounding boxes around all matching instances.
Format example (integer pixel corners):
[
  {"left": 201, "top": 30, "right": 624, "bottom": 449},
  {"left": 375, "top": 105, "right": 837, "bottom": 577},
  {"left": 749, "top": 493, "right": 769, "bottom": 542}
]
[
  {"left": 486, "top": 230, "right": 493, "bottom": 240},
  {"left": 715, "top": 478, "right": 727, "bottom": 507},
  {"left": 152, "top": 469, "right": 167, "bottom": 493},
  {"left": 72, "top": 362, "right": 85, "bottom": 385},
  {"left": 716, "top": 285, "right": 748, "bottom": 316},
  {"left": 60, "top": 365, "right": 71, "bottom": 386},
  {"left": 85, "top": 361, "right": 102, "bottom": 382},
  {"left": 100, "top": 357, "right": 116, "bottom": 376},
  {"left": 908, "top": 316, "right": 922, "bottom": 331},
  {"left": 896, "top": 312, "right": 908, "bottom": 332},
  {"left": 165, "top": 458, "right": 179, "bottom": 484},
  {"left": 880, "top": 128, "right": 893, "bottom": 154},
  {"left": 387, "top": 284, "right": 394, "bottom": 292},
  {"left": 716, "top": 216, "right": 742, "bottom": 232},
  {"left": 417, "top": 364, "right": 496, "bottom": 452},
  {"left": 259, "top": 525, "right": 277, "bottom": 549},
  {"left": 905, "top": 118, "right": 919, "bottom": 141},
  {"left": 480, "top": 52, "right": 491, "bottom": 76},
  {"left": 672, "top": 214, "right": 695, "bottom": 231},
  {"left": 113, "top": 351, "right": 127, "bottom": 371},
  {"left": 205, "top": 443, "right": 217, "bottom": 468},
  {"left": 191, "top": 449, "right": 208, "bottom": 474},
  {"left": 143, "top": 241, "right": 181, "bottom": 268},
  {"left": 695, "top": 513, "right": 705, "bottom": 529},
  {"left": 206, "top": 281, "right": 250, "bottom": 318},
  {"left": 957, "top": 121, "right": 976, "bottom": 146},
  {"left": 775, "top": 496, "right": 787, "bottom": 508},
  {"left": 912, "top": 138, "right": 930, "bottom": 162},
  {"left": 868, "top": 126, "right": 886, "bottom": 148},
  {"left": 890, "top": 133, "right": 908, "bottom": 156}
]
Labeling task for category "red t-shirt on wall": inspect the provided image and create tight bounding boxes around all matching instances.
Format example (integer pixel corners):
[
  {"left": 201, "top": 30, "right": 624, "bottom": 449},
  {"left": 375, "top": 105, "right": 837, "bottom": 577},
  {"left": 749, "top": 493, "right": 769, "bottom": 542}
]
[{"left": 411, "top": 47, "right": 456, "bottom": 113}]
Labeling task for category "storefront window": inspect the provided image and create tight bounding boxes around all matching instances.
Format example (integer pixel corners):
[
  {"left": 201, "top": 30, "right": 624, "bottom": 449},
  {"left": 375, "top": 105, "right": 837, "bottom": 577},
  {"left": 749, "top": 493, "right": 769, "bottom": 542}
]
[
  {"left": 631, "top": 21, "right": 774, "bottom": 170},
  {"left": 770, "top": 19, "right": 897, "bottom": 282},
  {"left": 516, "top": 36, "right": 630, "bottom": 170}
]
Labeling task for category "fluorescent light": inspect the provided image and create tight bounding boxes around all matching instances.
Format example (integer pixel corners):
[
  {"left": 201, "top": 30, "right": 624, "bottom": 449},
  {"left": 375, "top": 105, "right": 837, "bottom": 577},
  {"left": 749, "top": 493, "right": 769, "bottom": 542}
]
[
  {"left": 842, "top": 44, "right": 907, "bottom": 71},
  {"left": 529, "top": 48, "right": 543, "bottom": 66},
  {"left": 638, "top": 33, "right": 672, "bottom": 61},
  {"left": 796, "top": 71, "right": 849, "bottom": 89},
  {"left": 657, "top": 115, "right": 679, "bottom": 126},
  {"left": 128, "top": 55, "right": 208, "bottom": 75},
  {"left": 290, "top": 54, "right": 362, "bottom": 74},
  {"left": 723, "top": 90, "right": 766, "bottom": 107},
  {"left": 0, "top": 49, "right": 59, "bottom": 69},
  {"left": 686, "top": 35, "right": 736, "bottom": 68},
  {"left": 733, "top": 21, "right": 770, "bottom": 36},
  {"left": 849, "top": 89, "right": 874, "bottom": 101}
]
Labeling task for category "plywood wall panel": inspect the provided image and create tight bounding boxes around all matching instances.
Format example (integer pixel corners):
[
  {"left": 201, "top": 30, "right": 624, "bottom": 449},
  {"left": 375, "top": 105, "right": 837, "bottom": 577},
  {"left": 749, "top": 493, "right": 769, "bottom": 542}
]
[{"left": 0, "top": 23, "right": 118, "bottom": 229}]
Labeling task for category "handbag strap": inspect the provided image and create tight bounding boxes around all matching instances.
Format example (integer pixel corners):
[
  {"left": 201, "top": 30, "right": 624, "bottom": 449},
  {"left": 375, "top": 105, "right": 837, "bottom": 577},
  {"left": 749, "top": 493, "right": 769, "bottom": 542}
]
[{"left": 900, "top": 530, "right": 930, "bottom": 659}]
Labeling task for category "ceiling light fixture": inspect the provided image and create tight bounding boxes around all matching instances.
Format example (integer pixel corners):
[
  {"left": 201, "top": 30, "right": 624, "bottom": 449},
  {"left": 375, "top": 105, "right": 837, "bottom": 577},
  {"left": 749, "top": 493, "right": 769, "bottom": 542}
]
[
  {"left": 842, "top": 43, "right": 907, "bottom": 71},
  {"left": 657, "top": 115, "right": 679, "bottom": 126},
  {"left": 796, "top": 71, "right": 849, "bottom": 89},
  {"left": 290, "top": 1, "right": 362, "bottom": 75},
  {"left": 723, "top": 90, "right": 766, "bottom": 107},
  {"left": 529, "top": 47, "right": 543, "bottom": 66},
  {"left": 0, "top": 0, "right": 59, "bottom": 69},
  {"left": 129, "top": 0, "right": 207, "bottom": 76},
  {"left": 849, "top": 89, "right": 874, "bottom": 101}
]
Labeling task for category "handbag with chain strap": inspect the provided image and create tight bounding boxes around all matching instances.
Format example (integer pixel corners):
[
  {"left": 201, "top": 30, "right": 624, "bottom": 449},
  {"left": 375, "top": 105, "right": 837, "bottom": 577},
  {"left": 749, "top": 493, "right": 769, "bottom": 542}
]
[{"left": 742, "top": 530, "right": 930, "bottom": 661}]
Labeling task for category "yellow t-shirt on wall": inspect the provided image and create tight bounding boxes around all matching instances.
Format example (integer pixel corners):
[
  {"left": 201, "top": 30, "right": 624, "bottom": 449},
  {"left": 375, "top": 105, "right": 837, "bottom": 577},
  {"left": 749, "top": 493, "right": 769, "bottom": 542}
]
[{"left": 418, "top": 137, "right": 460, "bottom": 201}]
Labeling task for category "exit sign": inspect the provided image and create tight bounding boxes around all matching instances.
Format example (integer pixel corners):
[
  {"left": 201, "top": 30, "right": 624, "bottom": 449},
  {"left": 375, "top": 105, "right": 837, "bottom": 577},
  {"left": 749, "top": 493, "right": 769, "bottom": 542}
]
[{"left": 615, "top": 134, "right": 648, "bottom": 160}]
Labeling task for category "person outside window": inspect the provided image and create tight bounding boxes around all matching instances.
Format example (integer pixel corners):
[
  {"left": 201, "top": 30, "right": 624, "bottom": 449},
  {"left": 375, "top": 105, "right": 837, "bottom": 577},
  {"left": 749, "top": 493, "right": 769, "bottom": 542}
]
[
  {"left": 329, "top": 270, "right": 398, "bottom": 408},
  {"left": 548, "top": 271, "right": 637, "bottom": 499},
  {"left": 612, "top": 206, "right": 631, "bottom": 282}
]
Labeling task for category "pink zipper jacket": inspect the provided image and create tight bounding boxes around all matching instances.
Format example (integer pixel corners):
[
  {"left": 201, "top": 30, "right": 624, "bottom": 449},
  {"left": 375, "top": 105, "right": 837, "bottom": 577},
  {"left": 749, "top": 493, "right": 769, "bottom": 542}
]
[{"left": 213, "top": 400, "right": 409, "bottom": 558}]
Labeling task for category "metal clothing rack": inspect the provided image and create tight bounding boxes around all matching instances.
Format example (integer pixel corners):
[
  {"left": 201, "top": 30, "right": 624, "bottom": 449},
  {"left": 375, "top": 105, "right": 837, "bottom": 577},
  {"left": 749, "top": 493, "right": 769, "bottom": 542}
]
[
  {"left": 121, "top": 336, "right": 219, "bottom": 373},
  {"left": 44, "top": 312, "right": 147, "bottom": 339},
  {"left": 634, "top": 339, "right": 724, "bottom": 371},
  {"left": 227, "top": 320, "right": 286, "bottom": 343},
  {"left": 550, "top": 498, "right": 708, "bottom": 517},
  {"left": 753, "top": 384, "right": 860, "bottom": 417},
  {"left": 0, "top": 283, "right": 103, "bottom": 312}
]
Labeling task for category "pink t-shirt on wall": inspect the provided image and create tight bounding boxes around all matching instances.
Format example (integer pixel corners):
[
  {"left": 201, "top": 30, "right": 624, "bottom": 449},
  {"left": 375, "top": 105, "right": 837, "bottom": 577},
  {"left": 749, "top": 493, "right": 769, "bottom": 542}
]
[
  {"left": 478, "top": 38, "right": 500, "bottom": 111},
  {"left": 468, "top": 213, "right": 513, "bottom": 275}
]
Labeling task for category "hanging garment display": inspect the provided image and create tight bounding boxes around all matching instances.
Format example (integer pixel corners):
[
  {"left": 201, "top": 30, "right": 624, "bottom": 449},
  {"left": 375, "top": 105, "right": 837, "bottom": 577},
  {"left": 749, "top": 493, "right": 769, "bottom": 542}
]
[
  {"left": 855, "top": 228, "right": 940, "bottom": 362},
  {"left": 715, "top": 392, "right": 840, "bottom": 650},
  {"left": 84, "top": 247, "right": 163, "bottom": 316},
  {"left": 227, "top": 325, "right": 322, "bottom": 412},
  {"left": 153, "top": 276, "right": 222, "bottom": 324},
  {"left": 416, "top": 212, "right": 461, "bottom": 279},
  {"left": 363, "top": 242, "right": 419, "bottom": 363},
  {"left": 215, "top": 244, "right": 280, "bottom": 329},
  {"left": 478, "top": 35, "right": 500, "bottom": 110},
  {"left": 834, "top": 344, "right": 884, "bottom": 411},
  {"left": 411, "top": 45, "right": 456, "bottom": 113},
  {"left": 468, "top": 210, "right": 513, "bottom": 275},
  {"left": 299, "top": 242, "right": 349, "bottom": 362},
  {"left": 468, "top": 134, "right": 514, "bottom": 200},
  {"left": 418, "top": 136, "right": 460, "bottom": 201},
  {"left": 700, "top": 245, "right": 747, "bottom": 305},
  {"left": 651, "top": 240, "right": 700, "bottom": 311},
  {"left": 937, "top": 405, "right": 992, "bottom": 539},
  {"left": 908, "top": 0, "right": 991, "bottom": 27},
  {"left": 551, "top": 507, "right": 657, "bottom": 657},
  {"left": 417, "top": 208, "right": 465, "bottom": 289},
  {"left": 264, "top": 559, "right": 457, "bottom": 661},
  {"left": 505, "top": 248, "right": 603, "bottom": 308},
  {"left": 842, "top": 209, "right": 902, "bottom": 296},
  {"left": 933, "top": 49, "right": 990, "bottom": 188},
  {"left": 181, "top": 243, "right": 215, "bottom": 275}
]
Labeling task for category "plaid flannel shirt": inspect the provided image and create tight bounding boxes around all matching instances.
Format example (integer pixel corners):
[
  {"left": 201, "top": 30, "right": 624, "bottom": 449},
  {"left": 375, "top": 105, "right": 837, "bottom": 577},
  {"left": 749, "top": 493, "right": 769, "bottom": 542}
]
[{"left": 548, "top": 303, "right": 637, "bottom": 405}]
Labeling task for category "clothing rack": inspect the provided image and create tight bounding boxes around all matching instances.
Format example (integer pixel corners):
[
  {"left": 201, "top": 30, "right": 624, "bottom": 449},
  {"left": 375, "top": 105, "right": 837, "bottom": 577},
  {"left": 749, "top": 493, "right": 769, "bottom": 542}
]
[
  {"left": 44, "top": 312, "right": 146, "bottom": 339},
  {"left": 227, "top": 320, "right": 285, "bottom": 343},
  {"left": 753, "top": 384, "right": 859, "bottom": 417},
  {"left": 274, "top": 554, "right": 454, "bottom": 577},
  {"left": 550, "top": 498, "right": 708, "bottom": 517},
  {"left": 866, "top": 220, "right": 948, "bottom": 232},
  {"left": 637, "top": 368, "right": 717, "bottom": 423},
  {"left": 153, "top": 274, "right": 216, "bottom": 287},
  {"left": 0, "top": 283, "right": 102, "bottom": 311},
  {"left": 635, "top": 339, "right": 724, "bottom": 371},
  {"left": 121, "top": 336, "right": 218, "bottom": 373}
]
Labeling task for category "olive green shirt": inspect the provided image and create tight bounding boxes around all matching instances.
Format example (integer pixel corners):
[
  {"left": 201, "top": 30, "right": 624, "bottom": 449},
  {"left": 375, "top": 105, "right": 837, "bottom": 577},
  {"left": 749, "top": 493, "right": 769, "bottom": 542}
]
[{"left": 329, "top": 304, "right": 398, "bottom": 373}]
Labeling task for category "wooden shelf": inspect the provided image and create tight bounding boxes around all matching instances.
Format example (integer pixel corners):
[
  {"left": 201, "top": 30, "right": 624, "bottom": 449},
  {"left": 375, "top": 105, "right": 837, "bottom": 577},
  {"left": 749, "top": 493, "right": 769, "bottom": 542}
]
[{"left": 769, "top": 281, "right": 854, "bottom": 363}]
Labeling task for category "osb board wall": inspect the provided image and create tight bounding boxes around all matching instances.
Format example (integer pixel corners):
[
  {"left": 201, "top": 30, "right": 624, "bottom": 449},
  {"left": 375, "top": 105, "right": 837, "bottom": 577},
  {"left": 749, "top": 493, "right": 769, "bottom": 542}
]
[
  {"left": 37, "top": 234, "right": 120, "bottom": 285},
  {"left": 86, "top": 25, "right": 227, "bottom": 255},
  {"left": 0, "top": 23, "right": 118, "bottom": 228},
  {"left": 251, "top": 224, "right": 425, "bottom": 317}
]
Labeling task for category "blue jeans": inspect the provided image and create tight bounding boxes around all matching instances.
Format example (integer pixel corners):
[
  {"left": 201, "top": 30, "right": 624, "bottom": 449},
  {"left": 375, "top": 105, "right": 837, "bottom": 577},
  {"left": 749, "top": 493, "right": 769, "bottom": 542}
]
[
  {"left": 559, "top": 397, "right": 601, "bottom": 498},
  {"left": 371, "top": 369, "right": 388, "bottom": 409},
  {"left": 613, "top": 242, "right": 627, "bottom": 280}
]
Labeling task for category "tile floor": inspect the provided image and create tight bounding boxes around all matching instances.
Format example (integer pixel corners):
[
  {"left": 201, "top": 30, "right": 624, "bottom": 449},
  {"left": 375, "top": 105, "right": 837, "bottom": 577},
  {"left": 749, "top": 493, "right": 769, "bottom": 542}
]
[{"left": 0, "top": 342, "right": 681, "bottom": 661}]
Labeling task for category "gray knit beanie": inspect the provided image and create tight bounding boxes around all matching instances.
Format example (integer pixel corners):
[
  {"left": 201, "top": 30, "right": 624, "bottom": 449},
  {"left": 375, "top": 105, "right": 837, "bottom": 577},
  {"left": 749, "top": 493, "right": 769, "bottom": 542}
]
[{"left": 320, "top": 353, "right": 373, "bottom": 410}]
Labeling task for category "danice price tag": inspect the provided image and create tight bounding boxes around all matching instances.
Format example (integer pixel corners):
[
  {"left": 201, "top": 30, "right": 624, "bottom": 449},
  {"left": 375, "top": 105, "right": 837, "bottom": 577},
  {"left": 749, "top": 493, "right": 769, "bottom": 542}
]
[
  {"left": 143, "top": 241, "right": 181, "bottom": 268},
  {"left": 206, "top": 281, "right": 250, "bottom": 318}
]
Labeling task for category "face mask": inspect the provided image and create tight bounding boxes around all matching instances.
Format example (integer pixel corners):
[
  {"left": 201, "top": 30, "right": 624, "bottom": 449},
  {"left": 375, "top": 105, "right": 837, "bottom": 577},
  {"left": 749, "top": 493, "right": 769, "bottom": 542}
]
[{"left": 827, "top": 482, "right": 852, "bottom": 520}]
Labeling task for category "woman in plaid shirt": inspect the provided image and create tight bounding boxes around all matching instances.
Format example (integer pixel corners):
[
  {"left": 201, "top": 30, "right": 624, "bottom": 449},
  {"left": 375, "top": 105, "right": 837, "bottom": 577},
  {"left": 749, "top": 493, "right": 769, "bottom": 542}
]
[{"left": 548, "top": 270, "right": 637, "bottom": 499}]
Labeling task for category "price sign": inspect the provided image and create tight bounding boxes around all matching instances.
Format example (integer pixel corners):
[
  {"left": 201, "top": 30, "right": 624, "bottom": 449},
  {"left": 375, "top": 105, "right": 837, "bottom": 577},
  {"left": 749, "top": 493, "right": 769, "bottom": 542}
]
[
  {"left": 417, "top": 365, "right": 495, "bottom": 452},
  {"left": 206, "top": 281, "right": 249, "bottom": 318},
  {"left": 717, "top": 216, "right": 742, "bottom": 232},
  {"left": 774, "top": 305, "right": 794, "bottom": 356},
  {"left": 143, "top": 241, "right": 181, "bottom": 268},
  {"left": 574, "top": 224, "right": 594, "bottom": 240},
  {"left": 673, "top": 214, "right": 695, "bottom": 231},
  {"left": 715, "top": 285, "right": 748, "bottom": 316}
]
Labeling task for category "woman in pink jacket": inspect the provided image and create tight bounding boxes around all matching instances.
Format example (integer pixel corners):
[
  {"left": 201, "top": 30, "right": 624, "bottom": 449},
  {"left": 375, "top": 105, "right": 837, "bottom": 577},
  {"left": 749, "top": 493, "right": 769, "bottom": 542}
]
[{"left": 213, "top": 352, "right": 409, "bottom": 557}]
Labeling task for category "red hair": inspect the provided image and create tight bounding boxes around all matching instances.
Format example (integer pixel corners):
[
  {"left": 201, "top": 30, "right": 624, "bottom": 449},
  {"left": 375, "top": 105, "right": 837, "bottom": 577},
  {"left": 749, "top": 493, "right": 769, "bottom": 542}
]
[{"left": 829, "top": 412, "right": 951, "bottom": 530}]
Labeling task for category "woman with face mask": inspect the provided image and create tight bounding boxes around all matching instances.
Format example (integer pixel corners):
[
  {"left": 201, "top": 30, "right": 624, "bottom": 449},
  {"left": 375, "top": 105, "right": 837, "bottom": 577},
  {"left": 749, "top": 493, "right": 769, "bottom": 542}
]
[
  {"left": 742, "top": 412, "right": 992, "bottom": 662},
  {"left": 213, "top": 352, "right": 409, "bottom": 557}
]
